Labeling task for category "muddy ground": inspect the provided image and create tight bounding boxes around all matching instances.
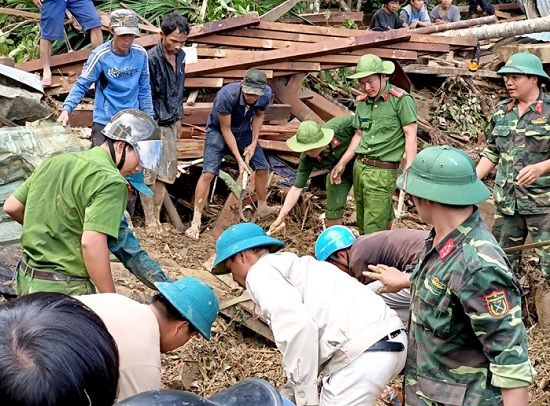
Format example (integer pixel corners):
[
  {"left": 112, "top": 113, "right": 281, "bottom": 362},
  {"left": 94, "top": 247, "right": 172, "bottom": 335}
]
[{"left": 116, "top": 169, "right": 550, "bottom": 405}]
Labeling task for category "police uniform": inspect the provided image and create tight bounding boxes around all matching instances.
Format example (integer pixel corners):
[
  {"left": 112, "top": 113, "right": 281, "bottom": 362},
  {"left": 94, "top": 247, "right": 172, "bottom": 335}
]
[
  {"left": 482, "top": 93, "right": 550, "bottom": 282},
  {"left": 294, "top": 116, "right": 355, "bottom": 219},
  {"left": 353, "top": 82, "right": 417, "bottom": 235},
  {"left": 404, "top": 208, "right": 536, "bottom": 405}
]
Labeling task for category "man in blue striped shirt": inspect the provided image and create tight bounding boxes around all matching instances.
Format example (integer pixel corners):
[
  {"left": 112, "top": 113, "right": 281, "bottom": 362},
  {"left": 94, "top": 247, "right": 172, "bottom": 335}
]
[{"left": 57, "top": 9, "right": 153, "bottom": 146}]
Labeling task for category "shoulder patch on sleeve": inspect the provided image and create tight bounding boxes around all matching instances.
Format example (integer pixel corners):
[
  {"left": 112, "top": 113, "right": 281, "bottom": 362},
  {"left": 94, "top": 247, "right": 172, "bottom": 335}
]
[
  {"left": 389, "top": 87, "right": 405, "bottom": 99},
  {"left": 484, "top": 290, "right": 510, "bottom": 317},
  {"left": 356, "top": 94, "right": 368, "bottom": 101}
]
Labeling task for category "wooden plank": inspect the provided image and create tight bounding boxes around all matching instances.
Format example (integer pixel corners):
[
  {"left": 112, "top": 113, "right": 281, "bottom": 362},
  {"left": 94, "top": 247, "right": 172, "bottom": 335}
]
[
  {"left": 280, "top": 11, "right": 363, "bottom": 25},
  {"left": 261, "top": 0, "right": 304, "bottom": 22},
  {"left": 185, "top": 30, "right": 411, "bottom": 77},
  {"left": 258, "top": 20, "right": 374, "bottom": 38},
  {"left": 382, "top": 42, "right": 450, "bottom": 52},
  {"left": 269, "top": 79, "right": 324, "bottom": 123},
  {"left": 286, "top": 73, "right": 307, "bottom": 93},
  {"left": 185, "top": 77, "right": 224, "bottom": 88},
  {"left": 410, "top": 33, "right": 477, "bottom": 47},
  {"left": 17, "top": 13, "right": 262, "bottom": 73},
  {"left": 226, "top": 27, "right": 329, "bottom": 43},
  {"left": 182, "top": 103, "right": 293, "bottom": 126},
  {"left": 298, "top": 89, "right": 352, "bottom": 121},
  {"left": 403, "top": 64, "right": 501, "bottom": 78},
  {"left": 192, "top": 34, "right": 293, "bottom": 49},
  {"left": 176, "top": 139, "right": 205, "bottom": 159},
  {"left": 204, "top": 69, "right": 274, "bottom": 79},
  {"left": 0, "top": 7, "right": 40, "bottom": 19}
]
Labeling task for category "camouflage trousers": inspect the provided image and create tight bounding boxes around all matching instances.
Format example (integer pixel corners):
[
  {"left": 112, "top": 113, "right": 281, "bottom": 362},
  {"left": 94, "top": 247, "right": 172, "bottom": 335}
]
[{"left": 493, "top": 209, "right": 550, "bottom": 284}]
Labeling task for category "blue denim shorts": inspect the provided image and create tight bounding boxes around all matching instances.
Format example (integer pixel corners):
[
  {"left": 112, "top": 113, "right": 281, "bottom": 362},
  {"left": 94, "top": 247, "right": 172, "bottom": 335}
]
[
  {"left": 202, "top": 129, "right": 269, "bottom": 176},
  {"left": 41, "top": 0, "right": 101, "bottom": 40}
]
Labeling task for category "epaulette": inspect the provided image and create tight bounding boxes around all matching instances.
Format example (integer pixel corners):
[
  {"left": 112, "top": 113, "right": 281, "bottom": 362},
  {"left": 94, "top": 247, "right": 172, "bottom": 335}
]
[
  {"left": 536, "top": 100, "right": 543, "bottom": 114},
  {"left": 356, "top": 94, "right": 368, "bottom": 101},
  {"left": 389, "top": 87, "right": 406, "bottom": 99}
]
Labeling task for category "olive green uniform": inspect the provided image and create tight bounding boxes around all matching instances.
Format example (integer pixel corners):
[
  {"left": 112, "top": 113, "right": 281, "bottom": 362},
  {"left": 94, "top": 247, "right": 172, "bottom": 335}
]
[
  {"left": 293, "top": 116, "right": 355, "bottom": 219},
  {"left": 14, "top": 147, "right": 127, "bottom": 295},
  {"left": 405, "top": 208, "right": 536, "bottom": 405},
  {"left": 352, "top": 82, "right": 416, "bottom": 234},
  {"left": 481, "top": 94, "right": 550, "bottom": 282}
]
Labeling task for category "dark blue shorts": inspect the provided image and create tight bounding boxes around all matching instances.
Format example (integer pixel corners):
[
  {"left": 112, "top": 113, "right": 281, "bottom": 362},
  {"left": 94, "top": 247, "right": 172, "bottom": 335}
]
[
  {"left": 40, "top": 0, "right": 101, "bottom": 40},
  {"left": 202, "top": 130, "right": 269, "bottom": 176}
]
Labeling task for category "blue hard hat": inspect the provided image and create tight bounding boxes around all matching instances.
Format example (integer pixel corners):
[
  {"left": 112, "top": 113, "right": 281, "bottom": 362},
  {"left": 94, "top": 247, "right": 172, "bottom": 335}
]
[
  {"left": 212, "top": 223, "right": 285, "bottom": 275},
  {"left": 125, "top": 170, "right": 153, "bottom": 196},
  {"left": 155, "top": 277, "right": 219, "bottom": 340},
  {"left": 315, "top": 225, "right": 356, "bottom": 261}
]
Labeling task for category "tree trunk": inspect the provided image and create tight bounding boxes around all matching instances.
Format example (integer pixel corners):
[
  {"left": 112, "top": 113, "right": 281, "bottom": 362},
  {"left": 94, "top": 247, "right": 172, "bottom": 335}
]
[
  {"left": 412, "top": 15, "right": 498, "bottom": 34},
  {"left": 435, "top": 15, "right": 550, "bottom": 39}
]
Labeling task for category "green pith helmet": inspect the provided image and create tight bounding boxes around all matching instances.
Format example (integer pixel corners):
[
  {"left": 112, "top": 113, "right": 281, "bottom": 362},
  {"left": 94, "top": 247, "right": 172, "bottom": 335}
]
[
  {"left": 396, "top": 146, "right": 489, "bottom": 205},
  {"left": 497, "top": 52, "right": 550, "bottom": 80},
  {"left": 348, "top": 54, "right": 395, "bottom": 79},
  {"left": 286, "top": 121, "right": 334, "bottom": 152}
]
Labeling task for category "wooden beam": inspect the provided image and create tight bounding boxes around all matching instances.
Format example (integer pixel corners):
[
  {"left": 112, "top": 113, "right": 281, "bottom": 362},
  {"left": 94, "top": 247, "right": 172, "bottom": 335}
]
[
  {"left": 260, "top": 0, "right": 304, "bottom": 22},
  {"left": 285, "top": 73, "right": 307, "bottom": 93},
  {"left": 269, "top": 79, "right": 324, "bottom": 123},
  {"left": 280, "top": 11, "right": 363, "bottom": 25},
  {"left": 185, "top": 30, "right": 411, "bottom": 77},
  {"left": 409, "top": 33, "right": 477, "bottom": 47},
  {"left": 257, "top": 20, "right": 373, "bottom": 38},
  {"left": 204, "top": 69, "right": 274, "bottom": 79},
  {"left": 183, "top": 103, "right": 293, "bottom": 126},
  {"left": 0, "top": 7, "right": 40, "bottom": 19},
  {"left": 402, "top": 64, "right": 501, "bottom": 78},
  {"left": 17, "top": 13, "right": 262, "bottom": 72},
  {"left": 298, "top": 89, "right": 352, "bottom": 121},
  {"left": 184, "top": 77, "right": 224, "bottom": 88}
]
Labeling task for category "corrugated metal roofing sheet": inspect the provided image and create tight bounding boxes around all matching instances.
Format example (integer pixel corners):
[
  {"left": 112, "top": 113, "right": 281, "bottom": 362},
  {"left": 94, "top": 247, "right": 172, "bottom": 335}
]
[{"left": 518, "top": 0, "right": 550, "bottom": 41}]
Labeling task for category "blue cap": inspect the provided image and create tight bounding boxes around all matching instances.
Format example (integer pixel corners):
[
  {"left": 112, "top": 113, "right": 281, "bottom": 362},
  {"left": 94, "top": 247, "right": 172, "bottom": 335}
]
[
  {"left": 155, "top": 277, "right": 219, "bottom": 340},
  {"left": 125, "top": 170, "right": 152, "bottom": 196}
]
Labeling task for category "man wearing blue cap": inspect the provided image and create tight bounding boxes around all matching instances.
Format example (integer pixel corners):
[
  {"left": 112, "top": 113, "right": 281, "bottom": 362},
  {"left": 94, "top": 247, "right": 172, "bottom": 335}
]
[
  {"left": 76, "top": 276, "right": 219, "bottom": 401},
  {"left": 212, "top": 223, "right": 406, "bottom": 406},
  {"left": 477, "top": 52, "right": 550, "bottom": 285}
]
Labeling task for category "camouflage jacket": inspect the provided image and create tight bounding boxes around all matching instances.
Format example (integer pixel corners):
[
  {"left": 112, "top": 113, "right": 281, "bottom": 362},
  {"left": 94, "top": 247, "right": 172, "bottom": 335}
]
[
  {"left": 404, "top": 208, "right": 536, "bottom": 406},
  {"left": 481, "top": 93, "right": 550, "bottom": 215}
]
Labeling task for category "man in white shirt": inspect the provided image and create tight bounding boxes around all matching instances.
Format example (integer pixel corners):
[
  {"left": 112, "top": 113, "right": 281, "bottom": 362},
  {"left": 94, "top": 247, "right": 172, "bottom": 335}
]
[
  {"left": 212, "top": 223, "right": 407, "bottom": 406},
  {"left": 76, "top": 276, "right": 219, "bottom": 401}
]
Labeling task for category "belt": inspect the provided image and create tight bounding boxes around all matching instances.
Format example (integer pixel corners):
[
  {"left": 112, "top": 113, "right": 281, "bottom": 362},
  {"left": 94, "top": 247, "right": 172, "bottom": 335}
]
[
  {"left": 358, "top": 155, "right": 400, "bottom": 169},
  {"left": 366, "top": 329, "right": 405, "bottom": 352},
  {"left": 19, "top": 260, "right": 89, "bottom": 282}
]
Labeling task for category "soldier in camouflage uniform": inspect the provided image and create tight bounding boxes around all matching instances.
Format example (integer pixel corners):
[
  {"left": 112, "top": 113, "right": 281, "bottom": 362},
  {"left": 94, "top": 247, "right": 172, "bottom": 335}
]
[
  {"left": 397, "top": 146, "right": 536, "bottom": 405},
  {"left": 477, "top": 52, "right": 550, "bottom": 284}
]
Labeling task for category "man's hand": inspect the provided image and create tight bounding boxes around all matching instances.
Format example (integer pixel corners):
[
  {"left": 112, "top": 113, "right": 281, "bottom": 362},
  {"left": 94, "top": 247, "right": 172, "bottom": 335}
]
[
  {"left": 363, "top": 264, "right": 411, "bottom": 294},
  {"left": 517, "top": 163, "right": 545, "bottom": 186},
  {"left": 409, "top": 21, "right": 419, "bottom": 29},
  {"left": 243, "top": 141, "right": 257, "bottom": 159},
  {"left": 268, "top": 218, "right": 285, "bottom": 236},
  {"left": 330, "top": 164, "right": 345, "bottom": 185},
  {"left": 33, "top": 0, "right": 43, "bottom": 8},
  {"left": 238, "top": 157, "right": 252, "bottom": 176},
  {"left": 57, "top": 110, "right": 70, "bottom": 126}
]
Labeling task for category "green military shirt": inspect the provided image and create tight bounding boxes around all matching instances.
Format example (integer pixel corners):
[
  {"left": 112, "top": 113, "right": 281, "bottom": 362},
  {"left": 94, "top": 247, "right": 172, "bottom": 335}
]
[
  {"left": 353, "top": 82, "right": 417, "bottom": 162},
  {"left": 404, "top": 208, "right": 536, "bottom": 406},
  {"left": 14, "top": 147, "right": 128, "bottom": 278},
  {"left": 293, "top": 116, "right": 355, "bottom": 188},
  {"left": 482, "top": 93, "right": 550, "bottom": 215}
]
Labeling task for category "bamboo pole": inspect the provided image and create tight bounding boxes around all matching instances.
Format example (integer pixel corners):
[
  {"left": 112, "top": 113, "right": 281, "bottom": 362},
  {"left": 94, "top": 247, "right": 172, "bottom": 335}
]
[
  {"left": 412, "top": 15, "right": 498, "bottom": 34},
  {"left": 435, "top": 15, "right": 550, "bottom": 39}
]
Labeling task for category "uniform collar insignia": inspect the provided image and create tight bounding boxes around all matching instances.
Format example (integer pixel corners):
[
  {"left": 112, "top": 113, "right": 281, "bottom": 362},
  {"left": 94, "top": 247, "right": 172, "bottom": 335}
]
[{"left": 439, "top": 238, "right": 455, "bottom": 260}]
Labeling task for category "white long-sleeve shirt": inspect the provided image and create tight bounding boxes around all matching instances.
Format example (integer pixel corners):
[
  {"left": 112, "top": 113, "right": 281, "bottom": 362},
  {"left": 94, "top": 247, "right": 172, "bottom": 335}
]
[{"left": 246, "top": 252, "right": 403, "bottom": 406}]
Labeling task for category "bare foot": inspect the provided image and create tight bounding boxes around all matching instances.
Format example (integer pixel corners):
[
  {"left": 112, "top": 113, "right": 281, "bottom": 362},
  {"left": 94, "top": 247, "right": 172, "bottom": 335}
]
[
  {"left": 41, "top": 76, "right": 52, "bottom": 87},
  {"left": 185, "top": 225, "right": 200, "bottom": 240}
]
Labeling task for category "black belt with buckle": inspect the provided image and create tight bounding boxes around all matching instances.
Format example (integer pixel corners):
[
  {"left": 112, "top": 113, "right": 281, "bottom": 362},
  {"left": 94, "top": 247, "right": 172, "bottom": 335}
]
[
  {"left": 366, "top": 329, "right": 405, "bottom": 352},
  {"left": 358, "top": 155, "right": 400, "bottom": 170},
  {"left": 19, "top": 260, "right": 89, "bottom": 282}
]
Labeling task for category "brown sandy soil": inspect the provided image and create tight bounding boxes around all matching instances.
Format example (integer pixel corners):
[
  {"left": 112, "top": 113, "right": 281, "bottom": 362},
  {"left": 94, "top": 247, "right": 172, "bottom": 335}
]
[{"left": 122, "top": 183, "right": 550, "bottom": 404}]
